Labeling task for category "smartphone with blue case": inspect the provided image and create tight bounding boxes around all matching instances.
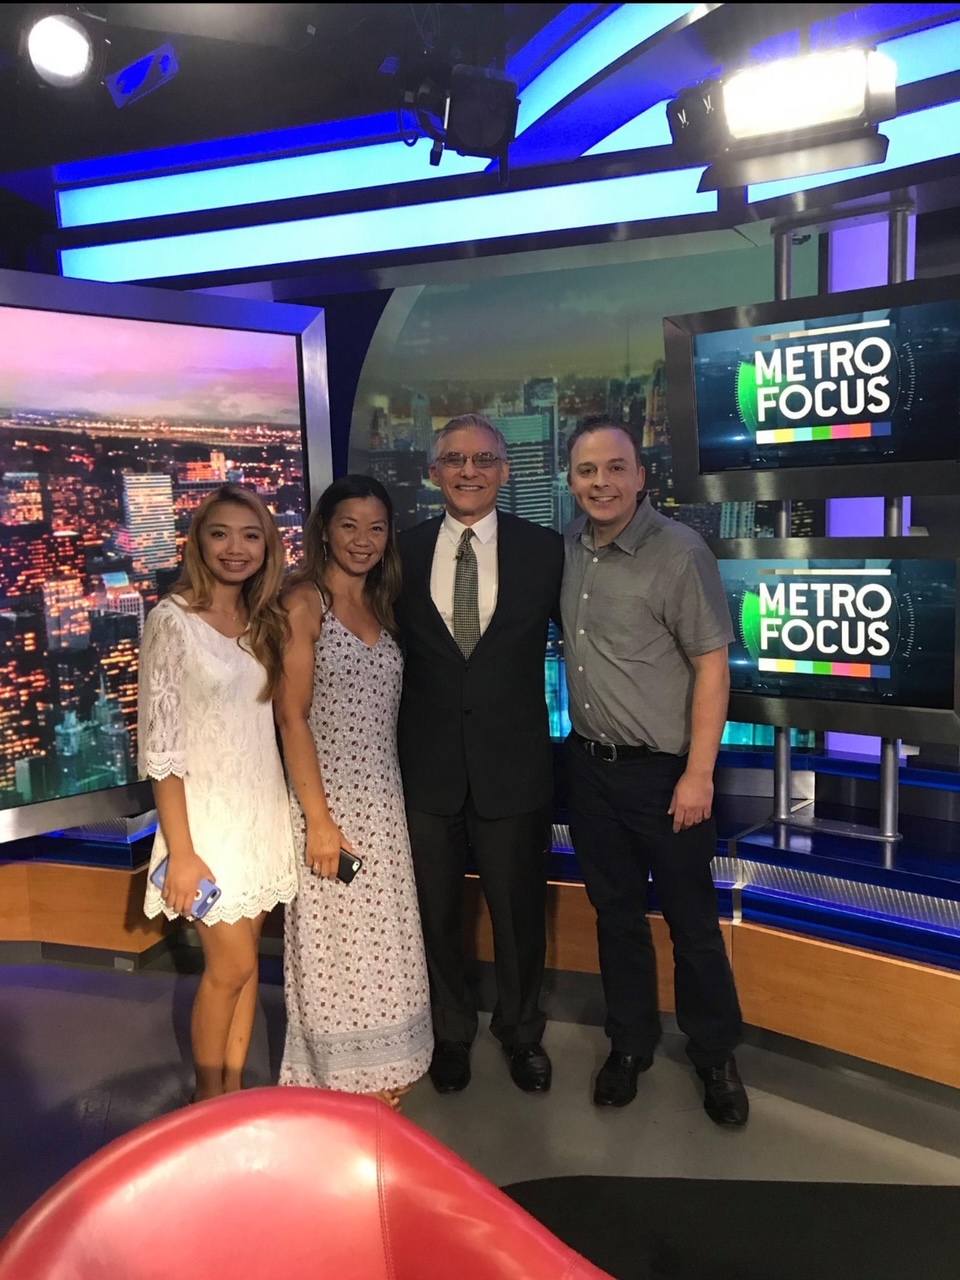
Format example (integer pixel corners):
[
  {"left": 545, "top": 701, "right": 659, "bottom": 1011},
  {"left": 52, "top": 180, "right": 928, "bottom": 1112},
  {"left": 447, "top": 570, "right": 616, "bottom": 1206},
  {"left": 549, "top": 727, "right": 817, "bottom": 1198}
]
[{"left": 150, "top": 857, "right": 222, "bottom": 920}]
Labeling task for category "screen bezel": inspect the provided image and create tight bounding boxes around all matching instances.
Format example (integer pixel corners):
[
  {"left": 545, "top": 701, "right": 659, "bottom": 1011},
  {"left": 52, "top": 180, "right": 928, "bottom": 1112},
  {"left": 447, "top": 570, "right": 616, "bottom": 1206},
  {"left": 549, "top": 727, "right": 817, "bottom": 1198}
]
[
  {"left": 0, "top": 267, "right": 331, "bottom": 842},
  {"left": 710, "top": 537, "right": 960, "bottom": 744},
  {"left": 666, "top": 273, "right": 960, "bottom": 503}
]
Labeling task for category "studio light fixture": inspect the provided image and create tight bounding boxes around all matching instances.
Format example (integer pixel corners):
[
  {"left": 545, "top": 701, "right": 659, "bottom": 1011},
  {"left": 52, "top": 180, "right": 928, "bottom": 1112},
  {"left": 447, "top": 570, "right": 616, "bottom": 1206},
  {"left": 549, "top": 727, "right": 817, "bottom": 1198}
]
[
  {"left": 668, "top": 47, "right": 898, "bottom": 191},
  {"left": 403, "top": 64, "right": 520, "bottom": 185},
  {"left": 22, "top": 7, "right": 106, "bottom": 90}
]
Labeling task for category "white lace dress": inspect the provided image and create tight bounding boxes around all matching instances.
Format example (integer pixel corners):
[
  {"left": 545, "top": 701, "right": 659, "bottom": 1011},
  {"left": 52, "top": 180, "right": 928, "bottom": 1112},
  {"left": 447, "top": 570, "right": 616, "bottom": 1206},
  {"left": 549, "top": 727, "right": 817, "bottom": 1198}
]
[
  {"left": 279, "top": 613, "right": 433, "bottom": 1093},
  {"left": 139, "top": 595, "right": 297, "bottom": 925}
]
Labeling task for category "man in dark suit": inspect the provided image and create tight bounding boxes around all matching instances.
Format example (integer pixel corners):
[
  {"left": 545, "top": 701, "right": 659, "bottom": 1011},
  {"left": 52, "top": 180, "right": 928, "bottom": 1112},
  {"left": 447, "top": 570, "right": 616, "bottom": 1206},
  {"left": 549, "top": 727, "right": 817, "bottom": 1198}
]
[{"left": 396, "top": 413, "right": 563, "bottom": 1094}]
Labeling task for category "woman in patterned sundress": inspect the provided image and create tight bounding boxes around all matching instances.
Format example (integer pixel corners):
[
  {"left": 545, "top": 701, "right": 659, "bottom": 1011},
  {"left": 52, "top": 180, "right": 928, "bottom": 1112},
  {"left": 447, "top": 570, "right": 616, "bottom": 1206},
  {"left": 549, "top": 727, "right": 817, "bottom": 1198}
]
[
  {"left": 275, "top": 475, "right": 432, "bottom": 1108},
  {"left": 139, "top": 485, "right": 297, "bottom": 1101}
]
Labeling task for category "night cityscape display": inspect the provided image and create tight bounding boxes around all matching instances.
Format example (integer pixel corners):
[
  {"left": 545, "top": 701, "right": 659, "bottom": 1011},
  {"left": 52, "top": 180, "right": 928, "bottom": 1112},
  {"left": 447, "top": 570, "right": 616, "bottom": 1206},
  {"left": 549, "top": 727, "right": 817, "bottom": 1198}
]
[
  {"left": 0, "top": 305, "right": 305, "bottom": 814},
  {"left": 349, "top": 248, "right": 821, "bottom": 746}
]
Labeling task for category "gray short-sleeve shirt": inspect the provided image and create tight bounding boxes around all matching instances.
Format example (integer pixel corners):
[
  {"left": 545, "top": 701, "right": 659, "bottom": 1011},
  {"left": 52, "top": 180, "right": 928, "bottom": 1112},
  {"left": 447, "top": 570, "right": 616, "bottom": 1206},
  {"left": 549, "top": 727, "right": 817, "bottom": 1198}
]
[{"left": 561, "top": 497, "right": 733, "bottom": 755}]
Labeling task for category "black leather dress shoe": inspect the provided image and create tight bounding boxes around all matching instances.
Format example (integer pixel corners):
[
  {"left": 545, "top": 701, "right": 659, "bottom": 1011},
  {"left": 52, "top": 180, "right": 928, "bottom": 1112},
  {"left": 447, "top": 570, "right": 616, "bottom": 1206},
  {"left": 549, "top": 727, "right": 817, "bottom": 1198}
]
[
  {"left": 428, "top": 1040, "right": 471, "bottom": 1093},
  {"left": 505, "top": 1043, "right": 552, "bottom": 1092},
  {"left": 593, "top": 1050, "right": 654, "bottom": 1107},
  {"left": 696, "top": 1058, "right": 749, "bottom": 1127}
]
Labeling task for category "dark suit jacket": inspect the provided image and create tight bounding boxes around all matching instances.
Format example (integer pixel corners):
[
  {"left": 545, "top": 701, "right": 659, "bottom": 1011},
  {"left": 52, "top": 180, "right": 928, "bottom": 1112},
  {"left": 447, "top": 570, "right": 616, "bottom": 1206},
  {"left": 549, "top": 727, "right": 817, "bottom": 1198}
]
[{"left": 396, "top": 510, "right": 564, "bottom": 820}]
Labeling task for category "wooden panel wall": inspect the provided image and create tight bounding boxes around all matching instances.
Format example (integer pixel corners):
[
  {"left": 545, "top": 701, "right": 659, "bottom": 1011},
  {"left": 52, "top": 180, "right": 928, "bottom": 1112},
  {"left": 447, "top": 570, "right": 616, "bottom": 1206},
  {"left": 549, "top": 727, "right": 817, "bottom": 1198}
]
[
  {"left": 465, "top": 877, "right": 960, "bottom": 1088},
  {"left": 0, "top": 862, "right": 170, "bottom": 953},
  {"left": 6, "top": 862, "right": 960, "bottom": 1088},
  {"left": 733, "top": 922, "right": 960, "bottom": 1090}
]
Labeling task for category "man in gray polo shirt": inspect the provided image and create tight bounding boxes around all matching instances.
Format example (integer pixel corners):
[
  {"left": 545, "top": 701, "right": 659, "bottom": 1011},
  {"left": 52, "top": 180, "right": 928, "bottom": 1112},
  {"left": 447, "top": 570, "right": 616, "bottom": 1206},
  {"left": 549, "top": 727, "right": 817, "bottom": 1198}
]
[{"left": 561, "top": 415, "right": 747, "bottom": 1126}]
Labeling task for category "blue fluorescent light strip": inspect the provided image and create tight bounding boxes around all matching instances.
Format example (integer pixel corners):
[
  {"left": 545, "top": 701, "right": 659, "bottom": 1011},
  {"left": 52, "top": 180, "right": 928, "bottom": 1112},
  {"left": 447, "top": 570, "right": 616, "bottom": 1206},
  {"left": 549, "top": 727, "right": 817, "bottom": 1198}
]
[
  {"left": 57, "top": 138, "right": 488, "bottom": 230},
  {"left": 59, "top": 167, "right": 714, "bottom": 283},
  {"left": 879, "top": 18, "right": 960, "bottom": 85},
  {"left": 515, "top": 2, "right": 698, "bottom": 136},
  {"left": 582, "top": 15, "right": 960, "bottom": 165},
  {"left": 50, "top": 5, "right": 960, "bottom": 228},
  {"left": 584, "top": 100, "right": 672, "bottom": 154},
  {"left": 505, "top": 2, "right": 606, "bottom": 90},
  {"left": 747, "top": 98, "right": 960, "bottom": 202},
  {"left": 59, "top": 3, "right": 697, "bottom": 231},
  {"left": 53, "top": 113, "right": 402, "bottom": 188}
]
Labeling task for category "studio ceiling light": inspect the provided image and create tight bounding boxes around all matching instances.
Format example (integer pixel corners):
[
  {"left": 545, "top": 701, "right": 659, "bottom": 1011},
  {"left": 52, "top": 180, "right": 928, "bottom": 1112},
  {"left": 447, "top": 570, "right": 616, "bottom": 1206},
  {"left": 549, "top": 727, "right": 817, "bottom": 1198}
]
[
  {"left": 668, "top": 47, "right": 898, "bottom": 191},
  {"left": 24, "top": 11, "right": 100, "bottom": 89},
  {"left": 722, "top": 49, "right": 897, "bottom": 141}
]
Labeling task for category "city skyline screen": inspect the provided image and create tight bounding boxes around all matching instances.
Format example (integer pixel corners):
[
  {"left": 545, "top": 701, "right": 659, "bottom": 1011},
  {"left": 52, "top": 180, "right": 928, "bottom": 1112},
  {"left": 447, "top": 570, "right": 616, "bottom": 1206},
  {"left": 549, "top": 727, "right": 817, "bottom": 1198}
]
[
  {"left": 0, "top": 303, "right": 306, "bottom": 816},
  {"left": 349, "top": 240, "right": 820, "bottom": 749}
]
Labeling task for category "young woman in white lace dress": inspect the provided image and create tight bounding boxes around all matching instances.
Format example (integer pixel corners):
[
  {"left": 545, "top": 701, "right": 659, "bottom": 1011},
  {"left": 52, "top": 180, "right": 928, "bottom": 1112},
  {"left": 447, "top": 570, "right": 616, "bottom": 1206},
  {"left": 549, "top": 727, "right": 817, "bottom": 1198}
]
[
  {"left": 275, "top": 476, "right": 432, "bottom": 1109},
  {"left": 139, "top": 484, "right": 297, "bottom": 1100}
]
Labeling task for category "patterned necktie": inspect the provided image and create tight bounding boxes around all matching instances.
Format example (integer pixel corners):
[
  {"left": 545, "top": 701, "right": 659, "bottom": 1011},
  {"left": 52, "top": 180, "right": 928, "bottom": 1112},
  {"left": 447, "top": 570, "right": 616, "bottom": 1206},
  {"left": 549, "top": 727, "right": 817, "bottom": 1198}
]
[{"left": 452, "top": 527, "right": 481, "bottom": 658}]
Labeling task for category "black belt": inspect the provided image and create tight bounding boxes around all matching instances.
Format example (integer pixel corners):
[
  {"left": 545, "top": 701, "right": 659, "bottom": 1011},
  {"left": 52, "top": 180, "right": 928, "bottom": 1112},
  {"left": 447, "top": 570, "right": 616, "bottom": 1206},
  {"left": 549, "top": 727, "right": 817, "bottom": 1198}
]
[{"left": 571, "top": 731, "right": 654, "bottom": 762}]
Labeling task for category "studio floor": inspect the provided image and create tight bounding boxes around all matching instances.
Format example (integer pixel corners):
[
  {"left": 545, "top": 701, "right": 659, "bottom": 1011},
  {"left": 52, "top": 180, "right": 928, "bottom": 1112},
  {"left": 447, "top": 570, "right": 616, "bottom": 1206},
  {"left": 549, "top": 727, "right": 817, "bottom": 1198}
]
[{"left": 3, "top": 953, "right": 960, "bottom": 1238}]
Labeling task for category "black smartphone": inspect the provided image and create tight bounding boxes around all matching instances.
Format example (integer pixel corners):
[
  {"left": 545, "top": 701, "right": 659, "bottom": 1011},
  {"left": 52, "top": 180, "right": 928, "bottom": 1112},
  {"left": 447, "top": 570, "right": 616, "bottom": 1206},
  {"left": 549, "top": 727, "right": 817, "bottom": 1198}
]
[{"left": 337, "top": 850, "right": 363, "bottom": 884}]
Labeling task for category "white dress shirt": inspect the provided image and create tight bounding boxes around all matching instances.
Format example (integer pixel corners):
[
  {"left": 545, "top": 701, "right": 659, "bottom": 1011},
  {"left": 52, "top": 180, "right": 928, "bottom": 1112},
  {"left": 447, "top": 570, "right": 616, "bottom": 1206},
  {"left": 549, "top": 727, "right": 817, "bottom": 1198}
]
[{"left": 430, "top": 509, "right": 499, "bottom": 638}]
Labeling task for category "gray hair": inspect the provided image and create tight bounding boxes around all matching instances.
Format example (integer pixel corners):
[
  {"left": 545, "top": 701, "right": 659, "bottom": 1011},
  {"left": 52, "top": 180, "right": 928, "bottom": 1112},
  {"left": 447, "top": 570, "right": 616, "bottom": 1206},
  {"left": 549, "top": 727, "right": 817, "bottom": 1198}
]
[{"left": 432, "top": 413, "right": 508, "bottom": 462}]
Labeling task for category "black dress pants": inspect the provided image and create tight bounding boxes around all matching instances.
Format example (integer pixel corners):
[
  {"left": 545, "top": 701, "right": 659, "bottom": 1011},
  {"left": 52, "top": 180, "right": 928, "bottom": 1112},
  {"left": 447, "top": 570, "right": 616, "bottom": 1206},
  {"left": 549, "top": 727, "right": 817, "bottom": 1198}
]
[
  {"left": 566, "top": 737, "right": 743, "bottom": 1069},
  {"left": 406, "top": 794, "right": 551, "bottom": 1049}
]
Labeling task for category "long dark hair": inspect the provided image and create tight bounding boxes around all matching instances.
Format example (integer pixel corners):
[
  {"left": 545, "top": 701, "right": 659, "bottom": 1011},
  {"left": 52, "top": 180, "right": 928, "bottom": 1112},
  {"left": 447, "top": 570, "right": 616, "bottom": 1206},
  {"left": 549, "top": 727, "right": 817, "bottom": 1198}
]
[
  {"left": 288, "top": 475, "right": 401, "bottom": 636},
  {"left": 173, "top": 484, "right": 290, "bottom": 700}
]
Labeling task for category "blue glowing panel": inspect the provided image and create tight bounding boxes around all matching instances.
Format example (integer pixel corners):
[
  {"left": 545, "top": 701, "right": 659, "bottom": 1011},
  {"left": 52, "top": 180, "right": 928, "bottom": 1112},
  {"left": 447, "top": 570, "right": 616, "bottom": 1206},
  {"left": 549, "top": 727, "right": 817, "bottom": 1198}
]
[
  {"left": 505, "top": 2, "right": 609, "bottom": 91},
  {"left": 57, "top": 138, "right": 488, "bottom": 229},
  {"left": 750, "top": 4, "right": 960, "bottom": 62},
  {"left": 515, "top": 2, "right": 697, "bottom": 136},
  {"left": 880, "top": 17, "right": 960, "bottom": 84},
  {"left": 747, "top": 100, "right": 960, "bottom": 203},
  {"left": 53, "top": 113, "right": 402, "bottom": 187},
  {"left": 584, "top": 100, "right": 672, "bottom": 154},
  {"left": 60, "top": 167, "right": 715, "bottom": 283}
]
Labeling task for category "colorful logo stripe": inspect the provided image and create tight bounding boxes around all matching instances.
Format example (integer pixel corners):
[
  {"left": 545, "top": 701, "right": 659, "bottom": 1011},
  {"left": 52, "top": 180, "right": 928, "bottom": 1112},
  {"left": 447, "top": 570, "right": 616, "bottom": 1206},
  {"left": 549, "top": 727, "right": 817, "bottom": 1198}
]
[
  {"left": 758, "top": 658, "right": 891, "bottom": 678},
  {"left": 755, "top": 421, "right": 892, "bottom": 445}
]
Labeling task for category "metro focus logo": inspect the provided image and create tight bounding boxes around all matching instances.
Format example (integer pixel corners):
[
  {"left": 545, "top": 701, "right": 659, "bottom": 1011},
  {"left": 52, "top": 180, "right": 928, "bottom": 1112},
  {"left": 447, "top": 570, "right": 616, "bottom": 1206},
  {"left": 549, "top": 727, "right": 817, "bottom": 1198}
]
[
  {"left": 736, "top": 320, "right": 903, "bottom": 447},
  {"left": 718, "top": 555, "right": 955, "bottom": 716},
  {"left": 741, "top": 568, "right": 899, "bottom": 678}
]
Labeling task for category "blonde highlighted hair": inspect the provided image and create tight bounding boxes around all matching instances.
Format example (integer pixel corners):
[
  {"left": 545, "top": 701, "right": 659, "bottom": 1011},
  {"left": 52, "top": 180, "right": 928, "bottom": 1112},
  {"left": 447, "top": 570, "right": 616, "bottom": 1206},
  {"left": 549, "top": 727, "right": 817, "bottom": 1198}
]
[{"left": 172, "top": 484, "right": 290, "bottom": 700}]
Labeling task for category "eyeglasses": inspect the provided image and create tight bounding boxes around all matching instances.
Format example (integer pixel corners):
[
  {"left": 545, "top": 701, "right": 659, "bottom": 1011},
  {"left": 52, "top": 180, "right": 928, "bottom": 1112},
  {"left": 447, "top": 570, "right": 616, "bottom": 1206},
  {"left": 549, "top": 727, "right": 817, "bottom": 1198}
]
[{"left": 435, "top": 451, "right": 504, "bottom": 470}]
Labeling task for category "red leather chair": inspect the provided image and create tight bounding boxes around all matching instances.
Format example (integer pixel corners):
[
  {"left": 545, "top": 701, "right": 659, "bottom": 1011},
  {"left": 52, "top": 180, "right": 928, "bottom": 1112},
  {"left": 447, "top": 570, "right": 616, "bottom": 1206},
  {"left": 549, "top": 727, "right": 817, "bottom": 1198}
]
[{"left": 0, "top": 1087, "right": 612, "bottom": 1279}]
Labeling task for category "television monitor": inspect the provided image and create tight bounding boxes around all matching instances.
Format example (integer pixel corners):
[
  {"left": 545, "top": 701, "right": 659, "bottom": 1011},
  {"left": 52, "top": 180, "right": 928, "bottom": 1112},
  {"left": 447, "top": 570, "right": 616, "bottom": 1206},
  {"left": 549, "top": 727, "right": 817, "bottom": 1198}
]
[
  {"left": 665, "top": 274, "right": 960, "bottom": 502},
  {"left": 0, "top": 268, "right": 330, "bottom": 842},
  {"left": 712, "top": 537, "right": 960, "bottom": 743}
]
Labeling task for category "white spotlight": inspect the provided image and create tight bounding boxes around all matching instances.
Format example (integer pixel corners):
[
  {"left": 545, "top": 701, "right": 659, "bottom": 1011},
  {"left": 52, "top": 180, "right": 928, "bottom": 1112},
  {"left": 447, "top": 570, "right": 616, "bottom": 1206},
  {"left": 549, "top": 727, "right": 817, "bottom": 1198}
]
[
  {"left": 26, "top": 13, "right": 97, "bottom": 89},
  {"left": 722, "top": 48, "right": 897, "bottom": 143}
]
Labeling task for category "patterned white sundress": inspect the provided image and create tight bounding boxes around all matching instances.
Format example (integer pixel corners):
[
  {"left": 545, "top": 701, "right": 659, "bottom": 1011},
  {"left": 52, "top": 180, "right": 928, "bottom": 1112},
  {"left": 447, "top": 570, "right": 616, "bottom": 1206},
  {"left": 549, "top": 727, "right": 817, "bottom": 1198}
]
[
  {"left": 139, "top": 595, "right": 298, "bottom": 925},
  {"left": 279, "top": 610, "right": 433, "bottom": 1093}
]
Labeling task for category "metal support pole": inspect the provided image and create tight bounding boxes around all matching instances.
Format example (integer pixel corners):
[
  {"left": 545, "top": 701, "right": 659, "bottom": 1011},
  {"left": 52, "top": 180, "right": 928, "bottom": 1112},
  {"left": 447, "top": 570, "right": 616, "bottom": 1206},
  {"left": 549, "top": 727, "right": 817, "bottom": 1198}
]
[
  {"left": 878, "top": 204, "right": 911, "bottom": 841},
  {"left": 772, "top": 229, "right": 794, "bottom": 822},
  {"left": 884, "top": 496, "right": 903, "bottom": 538},
  {"left": 887, "top": 204, "right": 910, "bottom": 286},
  {"left": 774, "top": 231, "right": 793, "bottom": 302}
]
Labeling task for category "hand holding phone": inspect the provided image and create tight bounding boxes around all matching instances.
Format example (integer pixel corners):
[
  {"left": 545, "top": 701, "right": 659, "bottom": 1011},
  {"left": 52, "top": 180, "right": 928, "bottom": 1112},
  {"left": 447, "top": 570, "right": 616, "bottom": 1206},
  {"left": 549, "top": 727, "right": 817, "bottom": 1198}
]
[
  {"left": 337, "top": 850, "right": 363, "bottom": 884},
  {"left": 150, "top": 856, "right": 222, "bottom": 920}
]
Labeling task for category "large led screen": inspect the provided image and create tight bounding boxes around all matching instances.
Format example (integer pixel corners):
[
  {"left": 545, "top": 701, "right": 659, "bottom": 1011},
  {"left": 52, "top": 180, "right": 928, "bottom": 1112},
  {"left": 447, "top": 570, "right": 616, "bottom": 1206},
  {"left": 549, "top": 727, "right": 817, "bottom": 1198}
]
[
  {"left": 0, "top": 295, "right": 313, "bottom": 821},
  {"left": 350, "top": 238, "right": 822, "bottom": 748},
  {"left": 714, "top": 538, "right": 960, "bottom": 743},
  {"left": 665, "top": 275, "right": 960, "bottom": 502}
]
